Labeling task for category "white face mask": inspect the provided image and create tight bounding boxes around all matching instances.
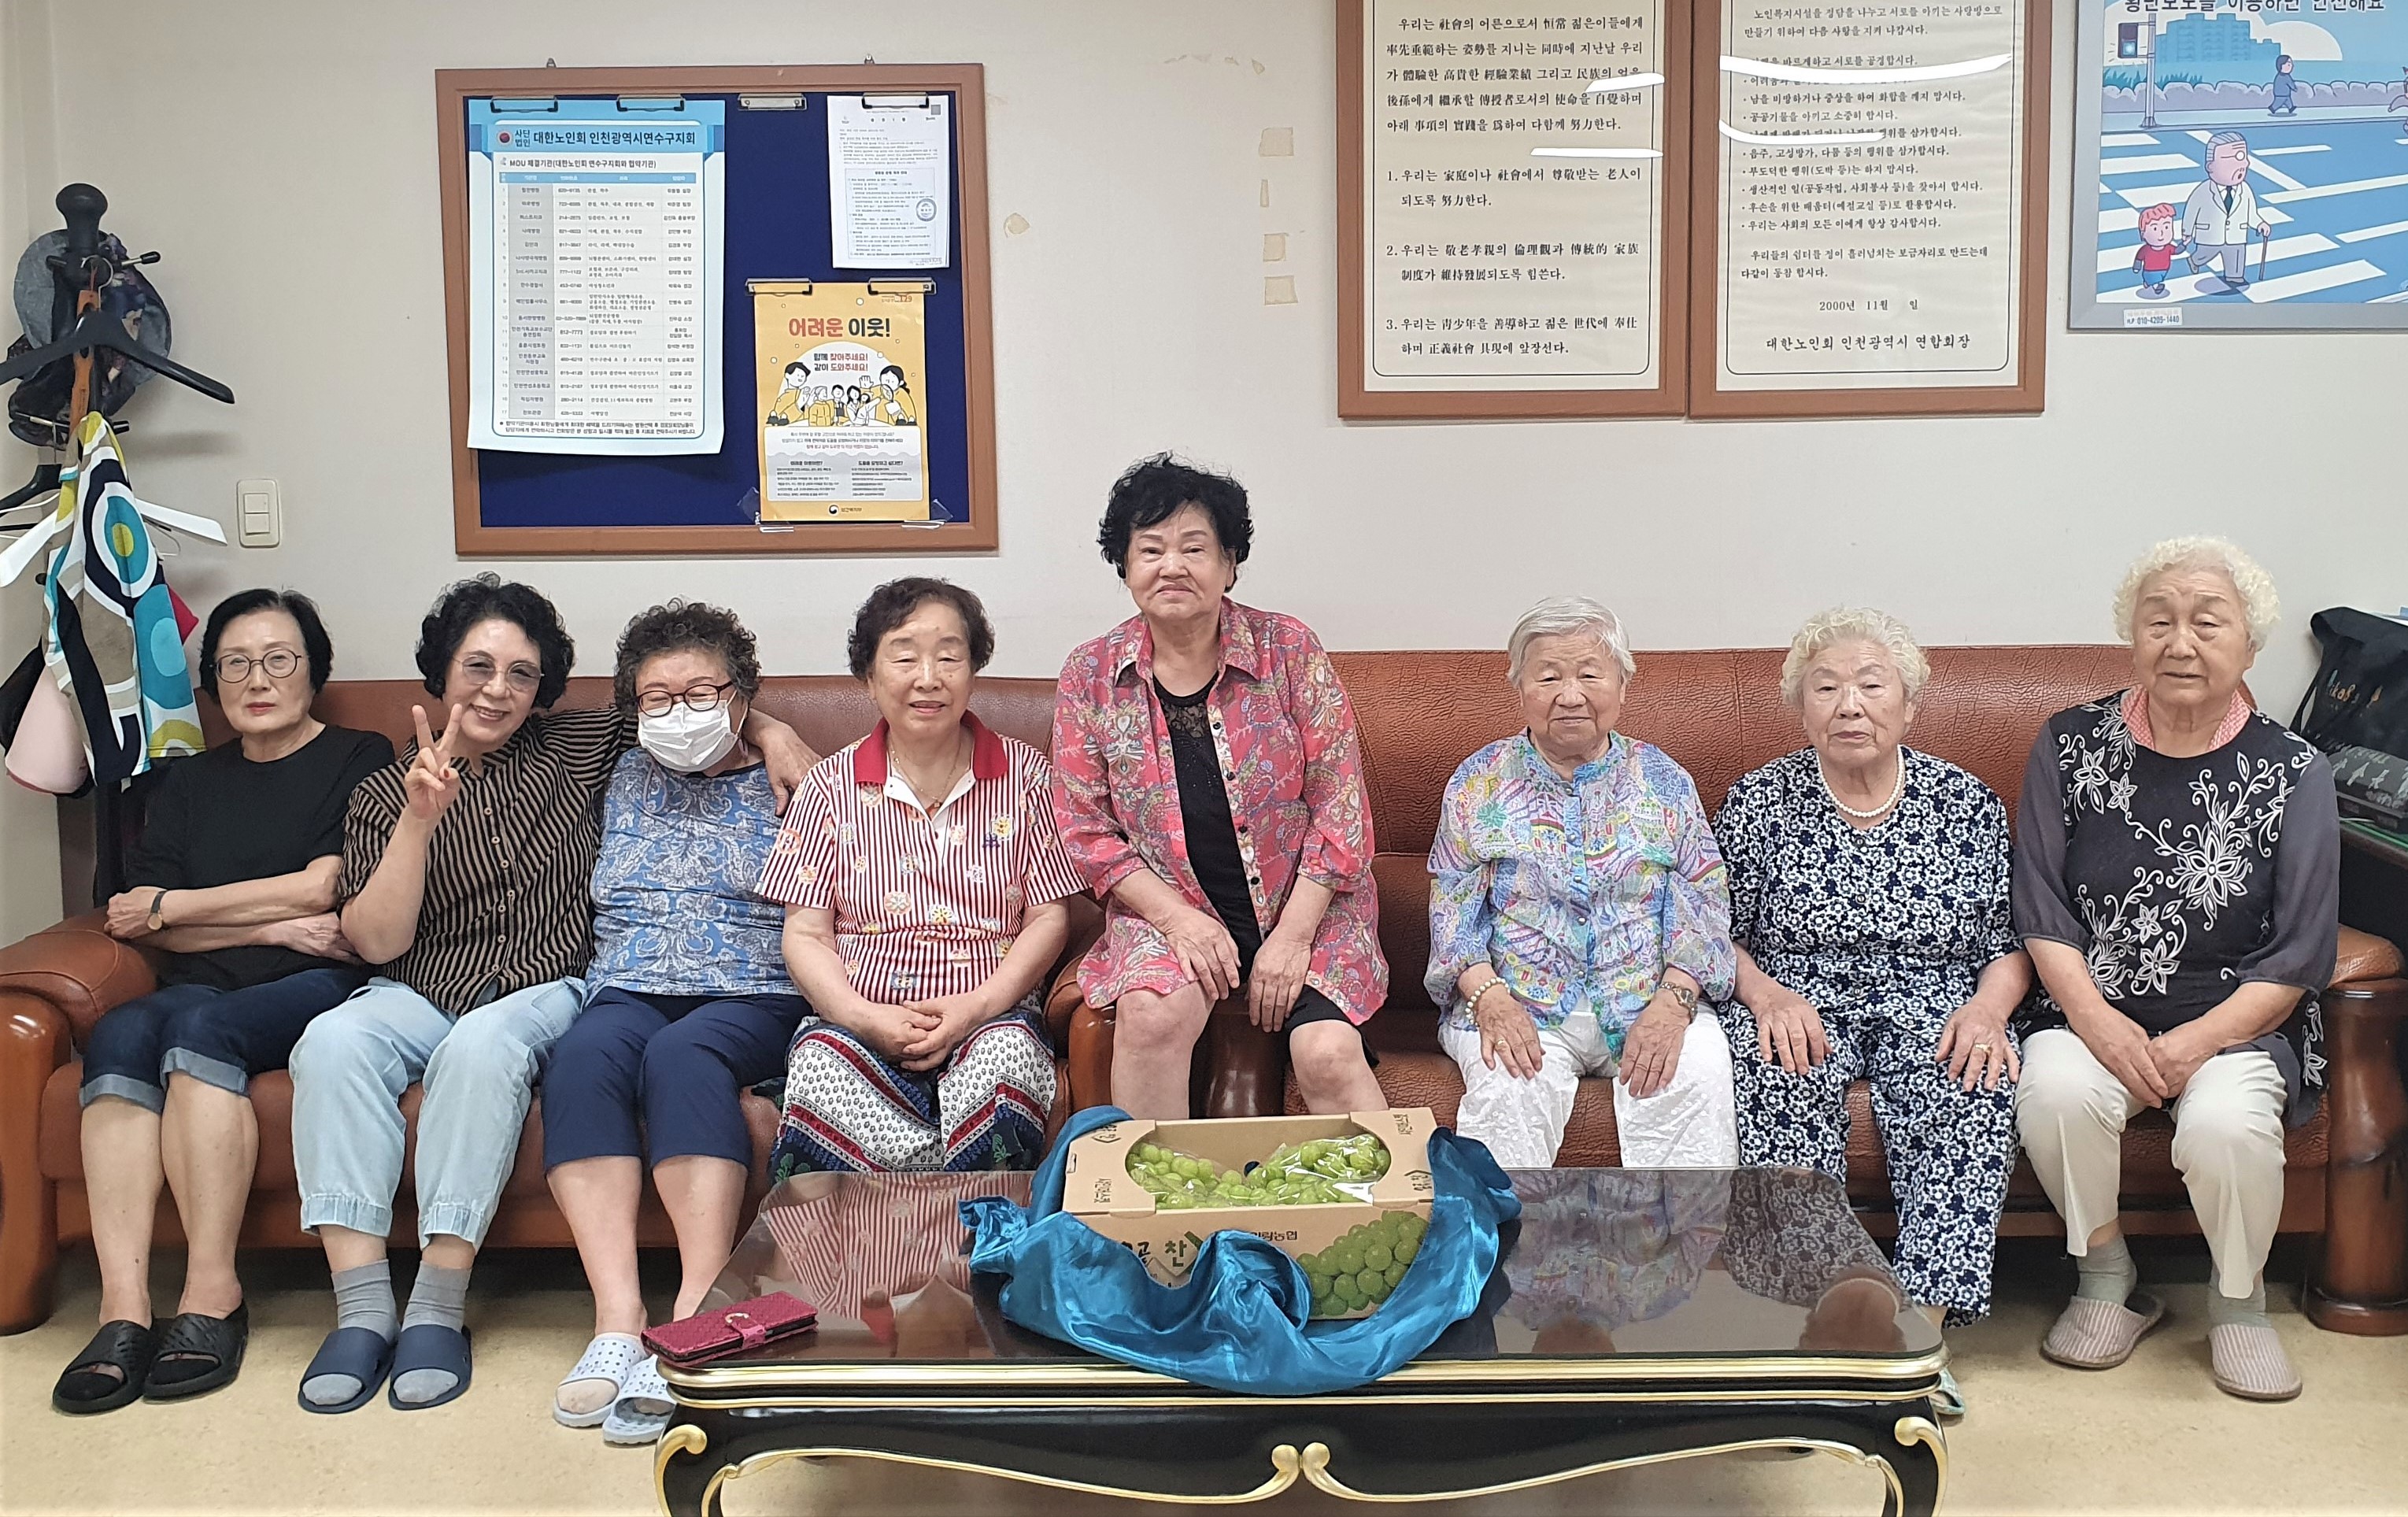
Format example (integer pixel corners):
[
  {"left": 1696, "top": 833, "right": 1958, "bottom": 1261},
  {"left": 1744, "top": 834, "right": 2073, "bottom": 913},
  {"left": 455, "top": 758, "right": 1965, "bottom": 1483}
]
[{"left": 638, "top": 703, "right": 738, "bottom": 773}]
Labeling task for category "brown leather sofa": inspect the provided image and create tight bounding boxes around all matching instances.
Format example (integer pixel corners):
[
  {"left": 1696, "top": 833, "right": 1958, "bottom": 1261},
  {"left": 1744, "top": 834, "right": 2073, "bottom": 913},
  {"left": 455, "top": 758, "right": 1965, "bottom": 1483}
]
[
  {"left": 0, "top": 675, "right": 1093, "bottom": 1336},
  {"left": 1051, "top": 646, "right": 2408, "bottom": 1335}
]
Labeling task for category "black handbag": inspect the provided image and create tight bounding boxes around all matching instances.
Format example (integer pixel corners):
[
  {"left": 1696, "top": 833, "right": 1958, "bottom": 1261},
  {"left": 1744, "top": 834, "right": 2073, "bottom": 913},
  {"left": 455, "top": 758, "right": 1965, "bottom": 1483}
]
[{"left": 2291, "top": 607, "right": 2408, "bottom": 760}]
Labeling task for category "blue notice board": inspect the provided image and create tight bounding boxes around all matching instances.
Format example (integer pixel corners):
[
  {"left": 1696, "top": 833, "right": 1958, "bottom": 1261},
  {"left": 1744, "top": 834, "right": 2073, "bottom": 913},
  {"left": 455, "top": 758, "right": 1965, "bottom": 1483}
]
[{"left": 436, "top": 66, "right": 996, "bottom": 555}]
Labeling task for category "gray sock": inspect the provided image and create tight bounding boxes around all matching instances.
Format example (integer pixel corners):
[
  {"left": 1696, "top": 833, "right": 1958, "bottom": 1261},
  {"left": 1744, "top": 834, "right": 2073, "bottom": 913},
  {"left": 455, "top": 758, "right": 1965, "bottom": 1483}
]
[
  {"left": 2073, "top": 1235, "right": 2139, "bottom": 1306},
  {"left": 301, "top": 1261, "right": 399, "bottom": 1407},
  {"left": 391, "top": 1264, "right": 473, "bottom": 1406},
  {"left": 2208, "top": 1277, "right": 2272, "bottom": 1330}
]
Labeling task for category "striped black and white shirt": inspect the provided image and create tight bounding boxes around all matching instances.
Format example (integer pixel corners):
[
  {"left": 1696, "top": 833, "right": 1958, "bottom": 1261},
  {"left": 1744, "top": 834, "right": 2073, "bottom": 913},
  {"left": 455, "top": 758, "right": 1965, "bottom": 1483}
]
[{"left": 339, "top": 705, "right": 633, "bottom": 1014}]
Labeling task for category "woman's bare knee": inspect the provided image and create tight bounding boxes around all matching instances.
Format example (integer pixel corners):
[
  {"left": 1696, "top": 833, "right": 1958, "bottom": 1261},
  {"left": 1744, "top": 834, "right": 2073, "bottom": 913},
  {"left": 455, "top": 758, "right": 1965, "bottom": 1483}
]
[{"left": 1116, "top": 986, "right": 1211, "bottom": 1055}]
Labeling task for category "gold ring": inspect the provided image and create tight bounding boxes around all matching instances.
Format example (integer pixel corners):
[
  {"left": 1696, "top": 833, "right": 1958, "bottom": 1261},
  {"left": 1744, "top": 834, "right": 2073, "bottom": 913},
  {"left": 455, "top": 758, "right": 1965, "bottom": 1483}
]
[{"left": 1973, "top": 1042, "right": 1993, "bottom": 1052}]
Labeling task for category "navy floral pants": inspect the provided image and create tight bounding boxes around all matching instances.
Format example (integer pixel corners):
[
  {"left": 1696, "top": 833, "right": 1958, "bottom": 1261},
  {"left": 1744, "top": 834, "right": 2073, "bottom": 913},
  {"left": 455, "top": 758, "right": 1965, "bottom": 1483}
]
[{"left": 1718, "top": 998, "right": 2017, "bottom": 1325}]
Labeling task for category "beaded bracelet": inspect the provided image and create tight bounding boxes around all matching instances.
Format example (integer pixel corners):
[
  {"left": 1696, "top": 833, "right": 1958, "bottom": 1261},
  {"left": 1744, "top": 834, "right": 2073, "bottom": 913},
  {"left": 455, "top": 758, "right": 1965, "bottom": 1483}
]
[{"left": 1468, "top": 979, "right": 1514, "bottom": 1016}]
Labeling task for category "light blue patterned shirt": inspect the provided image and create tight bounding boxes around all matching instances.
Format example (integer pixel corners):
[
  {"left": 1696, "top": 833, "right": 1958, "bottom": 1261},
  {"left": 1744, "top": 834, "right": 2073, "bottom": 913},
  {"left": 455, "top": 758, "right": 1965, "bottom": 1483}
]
[
  {"left": 1426, "top": 732, "right": 1736, "bottom": 1042},
  {"left": 588, "top": 751, "right": 791, "bottom": 995}
]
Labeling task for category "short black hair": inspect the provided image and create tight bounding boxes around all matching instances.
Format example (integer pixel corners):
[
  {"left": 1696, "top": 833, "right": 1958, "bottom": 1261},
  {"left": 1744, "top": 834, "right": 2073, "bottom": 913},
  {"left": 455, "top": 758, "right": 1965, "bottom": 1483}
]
[
  {"left": 847, "top": 577, "right": 994, "bottom": 679},
  {"left": 784, "top": 361, "right": 808, "bottom": 376},
  {"left": 1097, "top": 453, "right": 1252, "bottom": 578},
  {"left": 198, "top": 588, "right": 335, "bottom": 700},
  {"left": 416, "top": 573, "right": 575, "bottom": 709},
  {"left": 879, "top": 364, "right": 904, "bottom": 383},
  {"left": 613, "top": 600, "right": 761, "bottom": 712}
]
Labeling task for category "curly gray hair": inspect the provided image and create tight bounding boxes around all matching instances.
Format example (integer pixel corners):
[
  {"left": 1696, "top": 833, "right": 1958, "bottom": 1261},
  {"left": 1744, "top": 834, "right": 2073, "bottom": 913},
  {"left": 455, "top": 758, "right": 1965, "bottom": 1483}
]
[
  {"left": 2111, "top": 536, "right": 2279, "bottom": 651},
  {"left": 1507, "top": 596, "right": 1637, "bottom": 684},
  {"left": 1779, "top": 608, "right": 1930, "bottom": 707}
]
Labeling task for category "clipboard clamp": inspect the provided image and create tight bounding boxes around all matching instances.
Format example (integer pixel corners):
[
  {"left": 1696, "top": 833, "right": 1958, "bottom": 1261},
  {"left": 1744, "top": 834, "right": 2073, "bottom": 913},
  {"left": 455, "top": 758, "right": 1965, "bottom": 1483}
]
[
  {"left": 617, "top": 95, "right": 685, "bottom": 111},
  {"left": 738, "top": 94, "right": 806, "bottom": 111},
  {"left": 745, "top": 279, "right": 812, "bottom": 294},
  {"left": 867, "top": 279, "right": 937, "bottom": 294},
  {"left": 862, "top": 93, "right": 933, "bottom": 109}
]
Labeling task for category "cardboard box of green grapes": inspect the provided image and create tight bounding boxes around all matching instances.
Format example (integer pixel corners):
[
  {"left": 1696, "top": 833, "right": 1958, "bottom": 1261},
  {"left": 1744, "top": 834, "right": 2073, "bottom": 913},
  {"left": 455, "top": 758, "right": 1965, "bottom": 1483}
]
[{"left": 1064, "top": 1109, "right": 1437, "bottom": 1318}]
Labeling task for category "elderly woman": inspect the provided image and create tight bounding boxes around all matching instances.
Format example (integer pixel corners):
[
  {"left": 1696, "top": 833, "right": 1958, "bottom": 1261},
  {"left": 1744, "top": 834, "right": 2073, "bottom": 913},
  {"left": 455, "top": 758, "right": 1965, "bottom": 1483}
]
[
  {"left": 1712, "top": 608, "right": 2030, "bottom": 1416},
  {"left": 53, "top": 591, "right": 390, "bottom": 1414},
  {"left": 2014, "top": 537, "right": 2336, "bottom": 1403},
  {"left": 762, "top": 579, "right": 1085, "bottom": 1175},
  {"left": 1427, "top": 597, "right": 1737, "bottom": 1171},
  {"left": 540, "top": 602, "right": 812, "bottom": 1442},
  {"left": 287, "top": 576, "right": 812, "bottom": 1414},
  {"left": 1052, "top": 454, "right": 1387, "bottom": 1119}
]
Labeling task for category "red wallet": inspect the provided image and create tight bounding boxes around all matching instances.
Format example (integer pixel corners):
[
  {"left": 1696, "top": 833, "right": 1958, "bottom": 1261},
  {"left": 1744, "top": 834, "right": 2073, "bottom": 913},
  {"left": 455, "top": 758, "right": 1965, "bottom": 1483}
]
[{"left": 643, "top": 1292, "right": 819, "bottom": 1367}]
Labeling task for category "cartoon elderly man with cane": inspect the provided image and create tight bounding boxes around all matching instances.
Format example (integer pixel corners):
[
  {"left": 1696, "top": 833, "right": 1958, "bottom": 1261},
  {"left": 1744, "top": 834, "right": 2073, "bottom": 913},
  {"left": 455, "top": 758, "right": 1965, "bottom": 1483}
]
[{"left": 2183, "top": 131, "right": 2272, "bottom": 294}]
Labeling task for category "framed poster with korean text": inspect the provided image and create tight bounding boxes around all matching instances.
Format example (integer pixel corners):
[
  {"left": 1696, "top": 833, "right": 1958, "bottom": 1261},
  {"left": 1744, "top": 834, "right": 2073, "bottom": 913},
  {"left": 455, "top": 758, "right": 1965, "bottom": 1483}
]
[
  {"left": 1688, "top": 0, "right": 2052, "bottom": 416},
  {"left": 2068, "top": 0, "right": 2408, "bottom": 331},
  {"left": 1340, "top": 0, "right": 1692, "bottom": 417}
]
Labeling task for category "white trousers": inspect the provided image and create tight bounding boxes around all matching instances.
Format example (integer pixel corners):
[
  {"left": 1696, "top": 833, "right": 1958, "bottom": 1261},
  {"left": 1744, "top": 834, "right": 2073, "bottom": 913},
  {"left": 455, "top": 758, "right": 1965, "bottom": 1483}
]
[
  {"left": 2013, "top": 1027, "right": 2288, "bottom": 1299},
  {"left": 1441, "top": 1012, "right": 1738, "bottom": 1170}
]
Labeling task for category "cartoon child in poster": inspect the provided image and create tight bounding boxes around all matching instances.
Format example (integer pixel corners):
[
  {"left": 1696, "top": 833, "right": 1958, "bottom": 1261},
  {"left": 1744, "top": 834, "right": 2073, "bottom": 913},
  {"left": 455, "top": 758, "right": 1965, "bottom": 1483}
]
[{"left": 2132, "top": 203, "right": 2188, "bottom": 300}]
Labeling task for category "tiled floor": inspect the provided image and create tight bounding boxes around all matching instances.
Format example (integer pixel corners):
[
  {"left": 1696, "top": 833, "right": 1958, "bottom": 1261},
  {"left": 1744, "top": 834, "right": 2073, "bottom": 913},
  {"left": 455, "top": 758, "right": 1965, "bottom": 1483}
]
[{"left": 2, "top": 1238, "right": 2402, "bottom": 1515}]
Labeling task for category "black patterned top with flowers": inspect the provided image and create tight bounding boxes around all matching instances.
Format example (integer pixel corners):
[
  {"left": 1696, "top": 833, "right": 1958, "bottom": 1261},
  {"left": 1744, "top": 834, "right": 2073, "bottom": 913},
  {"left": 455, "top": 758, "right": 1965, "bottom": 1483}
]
[{"left": 2012, "top": 691, "right": 2340, "bottom": 1120}]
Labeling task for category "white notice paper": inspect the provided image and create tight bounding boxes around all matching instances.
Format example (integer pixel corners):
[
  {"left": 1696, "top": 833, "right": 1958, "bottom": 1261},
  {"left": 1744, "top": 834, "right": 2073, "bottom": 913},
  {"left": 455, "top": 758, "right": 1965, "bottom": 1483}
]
[
  {"left": 464, "top": 98, "right": 726, "bottom": 453},
  {"left": 827, "top": 96, "right": 952, "bottom": 269}
]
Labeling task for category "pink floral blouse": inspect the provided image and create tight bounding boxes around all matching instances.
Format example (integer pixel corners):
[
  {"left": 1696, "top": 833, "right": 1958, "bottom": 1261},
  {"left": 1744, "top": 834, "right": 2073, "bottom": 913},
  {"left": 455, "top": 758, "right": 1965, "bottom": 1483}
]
[{"left": 1050, "top": 601, "right": 1386, "bottom": 1024}]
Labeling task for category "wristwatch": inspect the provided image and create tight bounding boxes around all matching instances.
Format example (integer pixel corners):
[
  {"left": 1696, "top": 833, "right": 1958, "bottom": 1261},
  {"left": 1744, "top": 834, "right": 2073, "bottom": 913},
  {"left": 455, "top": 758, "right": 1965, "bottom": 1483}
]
[
  {"left": 146, "top": 890, "right": 171, "bottom": 932},
  {"left": 1661, "top": 981, "right": 1699, "bottom": 1016}
]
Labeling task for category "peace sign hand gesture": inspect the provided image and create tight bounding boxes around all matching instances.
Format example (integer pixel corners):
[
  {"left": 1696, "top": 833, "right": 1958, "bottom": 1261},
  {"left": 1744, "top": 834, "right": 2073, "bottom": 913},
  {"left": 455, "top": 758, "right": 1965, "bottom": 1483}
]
[{"left": 403, "top": 704, "right": 467, "bottom": 826}]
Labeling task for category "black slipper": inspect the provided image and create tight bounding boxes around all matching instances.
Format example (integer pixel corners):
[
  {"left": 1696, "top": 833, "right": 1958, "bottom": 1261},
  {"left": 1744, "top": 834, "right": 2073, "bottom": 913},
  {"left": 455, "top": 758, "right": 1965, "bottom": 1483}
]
[
  {"left": 298, "top": 1326, "right": 396, "bottom": 1415},
  {"left": 54, "top": 1320, "right": 157, "bottom": 1415},
  {"left": 387, "top": 1323, "right": 473, "bottom": 1411},
  {"left": 143, "top": 1303, "right": 250, "bottom": 1401}
]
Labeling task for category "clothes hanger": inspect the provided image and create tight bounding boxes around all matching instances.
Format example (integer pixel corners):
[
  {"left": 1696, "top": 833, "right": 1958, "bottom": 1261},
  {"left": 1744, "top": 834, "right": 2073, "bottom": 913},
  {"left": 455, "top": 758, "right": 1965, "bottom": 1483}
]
[
  {"left": 0, "top": 462, "right": 61, "bottom": 516},
  {"left": 0, "top": 185, "right": 235, "bottom": 405}
]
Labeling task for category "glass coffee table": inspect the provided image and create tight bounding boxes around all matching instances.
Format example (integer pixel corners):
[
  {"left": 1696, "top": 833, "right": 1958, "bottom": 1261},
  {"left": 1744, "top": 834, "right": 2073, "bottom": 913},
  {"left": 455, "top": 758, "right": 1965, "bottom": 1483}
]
[{"left": 656, "top": 1167, "right": 1946, "bottom": 1516}]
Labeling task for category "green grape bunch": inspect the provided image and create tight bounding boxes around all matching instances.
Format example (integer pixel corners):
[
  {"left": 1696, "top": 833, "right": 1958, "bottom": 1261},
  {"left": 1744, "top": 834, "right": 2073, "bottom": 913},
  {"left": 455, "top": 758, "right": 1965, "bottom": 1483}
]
[
  {"left": 1123, "top": 1134, "right": 1393, "bottom": 1212},
  {"left": 1299, "top": 1209, "right": 1429, "bottom": 1319}
]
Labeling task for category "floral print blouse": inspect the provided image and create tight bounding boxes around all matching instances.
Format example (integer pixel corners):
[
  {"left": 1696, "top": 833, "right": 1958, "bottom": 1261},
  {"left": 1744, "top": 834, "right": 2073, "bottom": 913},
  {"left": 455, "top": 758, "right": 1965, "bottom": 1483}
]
[
  {"left": 1051, "top": 601, "right": 1385, "bottom": 1023},
  {"left": 2014, "top": 690, "right": 2339, "bottom": 1119},
  {"left": 1426, "top": 732, "right": 1735, "bottom": 1043}
]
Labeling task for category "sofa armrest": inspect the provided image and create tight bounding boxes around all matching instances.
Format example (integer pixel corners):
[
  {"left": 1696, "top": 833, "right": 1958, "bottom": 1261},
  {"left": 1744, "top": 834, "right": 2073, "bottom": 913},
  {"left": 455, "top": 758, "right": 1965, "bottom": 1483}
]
[
  {"left": 2307, "top": 975, "right": 2408, "bottom": 1333},
  {"left": 1043, "top": 894, "right": 1105, "bottom": 1053},
  {"left": 0, "top": 912, "right": 158, "bottom": 1052},
  {"left": 2332, "top": 925, "right": 2402, "bottom": 987}
]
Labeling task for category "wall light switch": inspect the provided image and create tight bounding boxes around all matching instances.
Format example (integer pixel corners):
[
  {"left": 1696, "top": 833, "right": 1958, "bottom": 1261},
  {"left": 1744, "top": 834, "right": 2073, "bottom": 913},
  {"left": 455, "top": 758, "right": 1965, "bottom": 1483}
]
[{"left": 236, "top": 479, "right": 280, "bottom": 547}]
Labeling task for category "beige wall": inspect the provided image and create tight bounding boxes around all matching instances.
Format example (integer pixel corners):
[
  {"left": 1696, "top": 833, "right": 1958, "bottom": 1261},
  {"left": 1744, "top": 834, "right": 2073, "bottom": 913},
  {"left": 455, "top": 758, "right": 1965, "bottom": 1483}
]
[
  {"left": 1, "top": 2, "right": 64, "bottom": 939},
  {"left": 2, "top": 1, "right": 2397, "bottom": 936}
]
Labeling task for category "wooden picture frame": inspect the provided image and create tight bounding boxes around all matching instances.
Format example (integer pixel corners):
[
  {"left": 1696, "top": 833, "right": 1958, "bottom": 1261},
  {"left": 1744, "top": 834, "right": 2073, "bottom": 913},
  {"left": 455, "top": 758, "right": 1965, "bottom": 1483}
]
[
  {"left": 435, "top": 65, "right": 999, "bottom": 555},
  {"left": 1337, "top": 0, "right": 1692, "bottom": 420},
  {"left": 1685, "top": 0, "right": 2052, "bottom": 419}
]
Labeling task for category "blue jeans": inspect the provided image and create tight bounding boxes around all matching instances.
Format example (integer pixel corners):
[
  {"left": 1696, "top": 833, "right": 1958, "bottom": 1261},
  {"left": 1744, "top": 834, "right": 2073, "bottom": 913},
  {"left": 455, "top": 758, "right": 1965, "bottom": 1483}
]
[
  {"left": 289, "top": 976, "right": 585, "bottom": 1249},
  {"left": 541, "top": 987, "right": 809, "bottom": 1170},
  {"left": 80, "top": 967, "right": 365, "bottom": 1112}
]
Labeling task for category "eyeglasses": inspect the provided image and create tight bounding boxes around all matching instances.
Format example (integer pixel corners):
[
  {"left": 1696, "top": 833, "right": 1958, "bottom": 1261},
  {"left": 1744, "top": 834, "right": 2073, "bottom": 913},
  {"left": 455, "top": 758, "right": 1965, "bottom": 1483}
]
[
  {"left": 636, "top": 682, "right": 735, "bottom": 718},
  {"left": 212, "top": 649, "right": 301, "bottom": 683},
  {"left": 457, "top": 655, "right": 543, "bottom": 694}
]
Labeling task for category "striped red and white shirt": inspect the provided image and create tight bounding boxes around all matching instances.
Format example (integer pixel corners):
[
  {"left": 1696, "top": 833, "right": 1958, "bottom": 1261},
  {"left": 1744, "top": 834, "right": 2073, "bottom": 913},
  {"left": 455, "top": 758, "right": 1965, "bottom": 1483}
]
[{"left": 756, "top": 715, "right": 1086, "bottom": 1004}]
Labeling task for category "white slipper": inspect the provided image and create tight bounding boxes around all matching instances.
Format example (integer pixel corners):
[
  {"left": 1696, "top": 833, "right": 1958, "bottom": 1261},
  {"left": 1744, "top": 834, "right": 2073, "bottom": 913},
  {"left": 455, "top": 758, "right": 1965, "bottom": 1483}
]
[
  {"left": 602, "top": 1355, "right": 674, "bottom": 1446},
  {"left": 553, "top": 1333, "right": 645, "bottom": 1428}
]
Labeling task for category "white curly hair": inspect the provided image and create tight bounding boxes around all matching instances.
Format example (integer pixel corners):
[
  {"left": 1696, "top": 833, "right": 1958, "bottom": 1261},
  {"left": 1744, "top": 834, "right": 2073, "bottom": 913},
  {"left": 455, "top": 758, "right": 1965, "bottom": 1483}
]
[
  {"left": 2111, "top": 536, "right": 2279, "bottom": 650},
  {"left": 1779, "top": 607, "right": 1930, "bottom": 707},
  {"left": 1506, "top": 596, "right": 1636, "bottom": 684}
]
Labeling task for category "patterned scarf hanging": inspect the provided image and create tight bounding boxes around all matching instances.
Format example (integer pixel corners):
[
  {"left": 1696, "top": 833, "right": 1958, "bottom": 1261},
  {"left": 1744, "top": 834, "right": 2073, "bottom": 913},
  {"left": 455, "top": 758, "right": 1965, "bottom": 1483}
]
[{"left": 39, "top": 411, "right": 201, "bottom": 785}]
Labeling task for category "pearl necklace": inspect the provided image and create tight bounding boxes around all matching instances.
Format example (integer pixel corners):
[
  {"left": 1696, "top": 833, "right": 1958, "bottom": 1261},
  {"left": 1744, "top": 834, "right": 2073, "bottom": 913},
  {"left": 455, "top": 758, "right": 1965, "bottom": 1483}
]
[{"left": 1818, "top": 753, "right": 1903, "bottom": 820}]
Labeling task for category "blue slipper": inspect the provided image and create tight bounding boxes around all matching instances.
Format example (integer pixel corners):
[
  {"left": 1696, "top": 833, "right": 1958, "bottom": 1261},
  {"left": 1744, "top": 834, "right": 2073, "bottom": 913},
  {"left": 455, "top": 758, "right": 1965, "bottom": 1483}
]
[
  {"left": 387, "top": 1323, "right": 473, "bottom": 1412},
  {"left": 297, "top": 1326, "right": 394, "bottom": 1415}
]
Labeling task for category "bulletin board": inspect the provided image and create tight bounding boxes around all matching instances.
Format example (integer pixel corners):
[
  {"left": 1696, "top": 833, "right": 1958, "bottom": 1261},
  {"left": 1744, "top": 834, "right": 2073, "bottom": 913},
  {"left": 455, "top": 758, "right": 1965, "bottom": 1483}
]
[{"left": 435, "top": 65, "right": 997, "bottom": 555}]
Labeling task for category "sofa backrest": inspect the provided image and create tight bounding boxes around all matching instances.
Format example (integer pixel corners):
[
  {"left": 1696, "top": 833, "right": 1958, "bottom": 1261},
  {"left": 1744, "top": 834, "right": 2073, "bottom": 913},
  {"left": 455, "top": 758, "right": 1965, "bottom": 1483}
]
[{"left": 203, "top": 643, "right": 2140, "bottom": 1020}]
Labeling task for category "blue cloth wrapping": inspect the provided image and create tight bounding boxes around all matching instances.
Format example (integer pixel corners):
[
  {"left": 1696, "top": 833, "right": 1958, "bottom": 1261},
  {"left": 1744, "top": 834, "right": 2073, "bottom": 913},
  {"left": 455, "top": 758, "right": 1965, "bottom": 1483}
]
[{"left": 961, "top": 1108, "right": 1521, "bottom": 1395}]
